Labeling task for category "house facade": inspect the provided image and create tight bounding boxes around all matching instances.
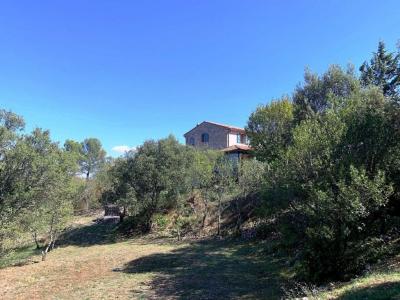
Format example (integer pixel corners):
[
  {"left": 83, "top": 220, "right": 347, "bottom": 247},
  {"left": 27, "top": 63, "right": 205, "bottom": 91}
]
[
  {"left": 184, "top": 121, "right": 251, "bottom": 160},
  {"left": 184, "top": 121, "right": 249, "bottom": 149}
]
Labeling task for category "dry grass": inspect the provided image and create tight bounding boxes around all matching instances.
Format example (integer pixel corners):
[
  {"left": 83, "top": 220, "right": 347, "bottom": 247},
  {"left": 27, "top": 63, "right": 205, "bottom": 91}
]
[
  {"left": 0, "top": 216, "right": 176, "bottom": 299},
  {"left": 0, "top": 240, "right": 177, "bottom": 299},
  {"left": 3, "top": 214, "right": 400, "bottom": 299},
  {"left": 0, "top": 216, "right": 289, "bottom": 300}
]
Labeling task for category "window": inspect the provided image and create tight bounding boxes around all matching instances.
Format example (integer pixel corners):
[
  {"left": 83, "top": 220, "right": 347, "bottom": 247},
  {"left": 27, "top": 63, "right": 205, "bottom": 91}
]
[
  {"left": 189, "top": 137, "right": 195, "bottom": 146},
  {"left": 201, "top": 133, "right": 209, "bottom": 143},
  {"left": 236, "top": 133, "right": 241, "bottom": 143}
]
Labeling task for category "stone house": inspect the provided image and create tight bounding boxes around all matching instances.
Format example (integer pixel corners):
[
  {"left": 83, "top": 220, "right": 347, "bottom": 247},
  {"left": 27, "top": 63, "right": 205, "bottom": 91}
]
[{"left": 184, "top": 121, "right": 251, "bottom": 160}]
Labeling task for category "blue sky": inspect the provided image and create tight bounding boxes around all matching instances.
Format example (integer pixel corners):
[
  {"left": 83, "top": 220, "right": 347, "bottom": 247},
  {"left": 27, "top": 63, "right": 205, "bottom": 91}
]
[{"left": 0, "top": 1, "right": 399, "bottom": 156}]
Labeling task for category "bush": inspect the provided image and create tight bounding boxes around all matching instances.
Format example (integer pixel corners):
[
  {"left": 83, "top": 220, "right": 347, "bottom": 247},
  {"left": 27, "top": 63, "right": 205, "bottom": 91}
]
[
  {"left": 254, "top": 82, "right": 400, "bottom": 282},
  {"left": 152, "top": 214, "right": 169, "bottom": 231}
]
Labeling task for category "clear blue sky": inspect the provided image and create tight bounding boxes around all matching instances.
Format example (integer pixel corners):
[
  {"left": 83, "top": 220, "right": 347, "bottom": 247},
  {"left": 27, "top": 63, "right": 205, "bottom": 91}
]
[{"left": 0, "top": 1, "right": 399, "bottom": 156}]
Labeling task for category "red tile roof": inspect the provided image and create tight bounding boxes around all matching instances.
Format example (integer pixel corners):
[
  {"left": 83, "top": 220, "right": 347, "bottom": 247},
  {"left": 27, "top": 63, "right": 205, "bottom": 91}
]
[{"left": 222, "top": 144, "right": 252, "bottom": 152}]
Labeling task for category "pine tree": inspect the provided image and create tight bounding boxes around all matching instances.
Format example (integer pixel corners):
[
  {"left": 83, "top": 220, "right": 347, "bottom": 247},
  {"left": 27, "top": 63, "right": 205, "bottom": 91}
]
[{"left": 360, "top": 41, "right": 400, "bottom": 101}]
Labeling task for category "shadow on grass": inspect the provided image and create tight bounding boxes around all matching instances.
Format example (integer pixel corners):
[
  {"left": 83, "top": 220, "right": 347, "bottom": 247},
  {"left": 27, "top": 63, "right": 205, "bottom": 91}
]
[
  {"left": 57, "top": 222, "right": 119, "bottom": 247},
  {"left": 118, "top": 238, "right": 288, "bottom": 299},
  {"left": 0, "top": 244, "right": 41, "bottom": 268},
  {"left": 337, "top": 281, "right": 400, "bottom": 300}
]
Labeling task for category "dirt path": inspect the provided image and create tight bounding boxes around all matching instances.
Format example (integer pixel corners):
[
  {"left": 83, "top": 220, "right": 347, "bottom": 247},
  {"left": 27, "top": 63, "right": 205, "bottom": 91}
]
[{"left": 0, "top": 221, "right": 286, "bottom": 299}]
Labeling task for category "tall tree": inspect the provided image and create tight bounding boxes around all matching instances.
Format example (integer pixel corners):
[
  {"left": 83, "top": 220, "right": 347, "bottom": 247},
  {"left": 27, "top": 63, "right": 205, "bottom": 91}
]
[
  {"left": 211, "top": 157, "right": 236, "bottom": 237},
  {"left": 65, "top": 138, "right": 106, "bottom": 180},
  {"left": 1, "top": 125, "right": 76, "bottom": 256},
  {"left": 20, "top": 129, "right": 76, "bottom": 260},
  {"left": 360, "top": 41, "right": 400, "bottom": 101},
  {"left": 80, "top": 138, "right": 106, "bottom": 180},
  {"left": 293, "top": 65, "right": 359, "bottom": 123},
  {"left": 0, "top": 109, "right": 25, "bottom": 131},
  {"left": 64, "top": 138, "right": 106, "bottom": 210},
  {"left": 246, "top": 97, "right": 293, "bottom": 162},
  {"left": 128, "top": 135, "right": 190, "bottom": 232}
]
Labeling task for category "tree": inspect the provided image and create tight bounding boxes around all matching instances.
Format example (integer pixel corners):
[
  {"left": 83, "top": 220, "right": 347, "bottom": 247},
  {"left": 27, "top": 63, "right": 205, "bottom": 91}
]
[
  {"left": 236, "top": 159, "right": 266, "bottom": 231},
  {"left": 259, "top": 84, "right": 399, "bottom": 281},
  {"left": 293, "top": 65, "right": 359, "bottom": 123},
  {"left": 188, "top": 149, "right": 222, "bottom": 229},
  {"left": 64, "top": 138, "right": 106, "bottom": 210},
  {"left": 98, "top": 156, "right": 136, "bottom": 221},
  {"left": 360, "top": 41, "right": 400, "bottom": 101},
  {"left": 64, "top": 138, "right": 106, "bottom": 179},
  {"left": 0, "top": 109, "right": 25, "bottom": 131},
  {"left": 64, "top": 139, "right": 83, "bottom": 167},
  {"left": 128, "top": 135, "right": 190, "bottom": 232},
  {"left": 246, "top": 97, "right": 293, "bottom": 162},
  {"left": 0, "top": 125, "right": 76, "bottom": 258},
  {"left": 79, "top": 138, "right": 106, "bottom": 180},
  {"left": 211, "top": 156, "right": 236, "bottom": 237}
]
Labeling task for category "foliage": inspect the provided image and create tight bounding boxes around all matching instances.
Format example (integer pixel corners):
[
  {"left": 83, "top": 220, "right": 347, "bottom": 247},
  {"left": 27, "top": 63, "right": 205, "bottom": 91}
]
[
  {"left": 65, "top": 137, "right": 106, "bottom": 179},
  {"left": 360, "top": 41, "right": 400, "bottom": 101},
  {"left": 101, "top": 136, "right": 197, "bottom": 233},
  {"left": 293, "top": 65, "right": 359, "bottom": 123},
  {"left": 79, "top": 138, "right": 106, "bottom": 179},
  {"left": 211, "top": 156, "right": 237, "bottom": 236},
  {"left": 242, "top": 41, "right": 400, "bottom": 282},
  {"left": 252, "top": 63, "right": 400, "bottom": 282},
  {"left": 64, "top": 138, "right": 106, "bottom": 210},
  {"left": 100, "top": 137, "right": 228, "bottom": 236},
  {"left": 152, "top": 213, "right": 169, "bottom": 231},
  {"left": 238, "top": 158, "right": 266, "bottom": 197},
  {"left": 246, "top": 97, "right": 293, "bottom": 162},
  {"left": 0, "top": 110, "right": 81, "bottom": 259}
]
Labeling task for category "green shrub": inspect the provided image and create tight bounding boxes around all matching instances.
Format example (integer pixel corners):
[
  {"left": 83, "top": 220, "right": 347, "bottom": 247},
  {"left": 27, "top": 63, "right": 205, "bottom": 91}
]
[
  {"left": 152, "top": 214, "right": 169, "bottom": 231},
  {"left": 255, "top": 83, "right": 399, "bottom": 282}
]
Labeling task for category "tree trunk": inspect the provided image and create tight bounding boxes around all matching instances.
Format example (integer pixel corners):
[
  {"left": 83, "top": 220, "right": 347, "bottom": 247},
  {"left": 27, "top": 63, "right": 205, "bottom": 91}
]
[
  {"left": 84, "top": 171, "right": 90, "bottom": 211},
  {"left": 177, "top": 226, "right": 181, "bottom": 241},
  {"left": 235, "top": 198, "right": 242, "bottom": 233},
  {"left": 143, "top": 207, "right": 154, "bottom": 233},
  {"left": 51, "top": 231, "right": 58, "bottom": 251},
  {"left": 217, "top": 196, "right": 222, "bottom": 237},
  {"left": 201, "top": 198, "right": 208, "bottom": 229},
  {"left": 41, "top": 233, "right": 53, "bottom": 261},
  {"left": 41, "top": 215, "right": 56, "bottom": 261},
  {"left": 144, "top": 194, "right": 159, "bottom": 233},
  {"left": 32, "top": 231, "right": 40, "bottom": 249},
  {"left": 120, "top": 206, "right": 126, "bottom": 222}
]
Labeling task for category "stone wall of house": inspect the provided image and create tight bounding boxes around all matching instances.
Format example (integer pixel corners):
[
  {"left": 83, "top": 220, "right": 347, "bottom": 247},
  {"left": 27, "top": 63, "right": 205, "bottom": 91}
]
[{"left": 184, "top": 122, "right": 230, "bottom": 149}]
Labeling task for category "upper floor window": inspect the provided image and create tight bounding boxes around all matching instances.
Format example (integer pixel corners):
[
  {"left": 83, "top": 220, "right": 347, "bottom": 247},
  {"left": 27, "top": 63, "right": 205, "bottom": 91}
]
[
  {"left": 201, "top": 133, "right": 209, "bottom": 143},
  {"left": 189, "top": 137, "right": 195, "bottom": 146},
  {"left": 236, "top": 133, "right": 241, "bottom": 143}
]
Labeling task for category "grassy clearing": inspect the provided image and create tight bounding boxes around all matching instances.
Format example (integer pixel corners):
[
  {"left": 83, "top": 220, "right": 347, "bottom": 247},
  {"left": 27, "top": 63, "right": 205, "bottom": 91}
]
[
  {"left": 314, "top": 258, "right": 400, "bottom": 300},
  {"left": 0, "top": 217, "right": 292, "bottom": 300},
  {"left": 3, "top": 215, "right": 399, "bottom": 299}
]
